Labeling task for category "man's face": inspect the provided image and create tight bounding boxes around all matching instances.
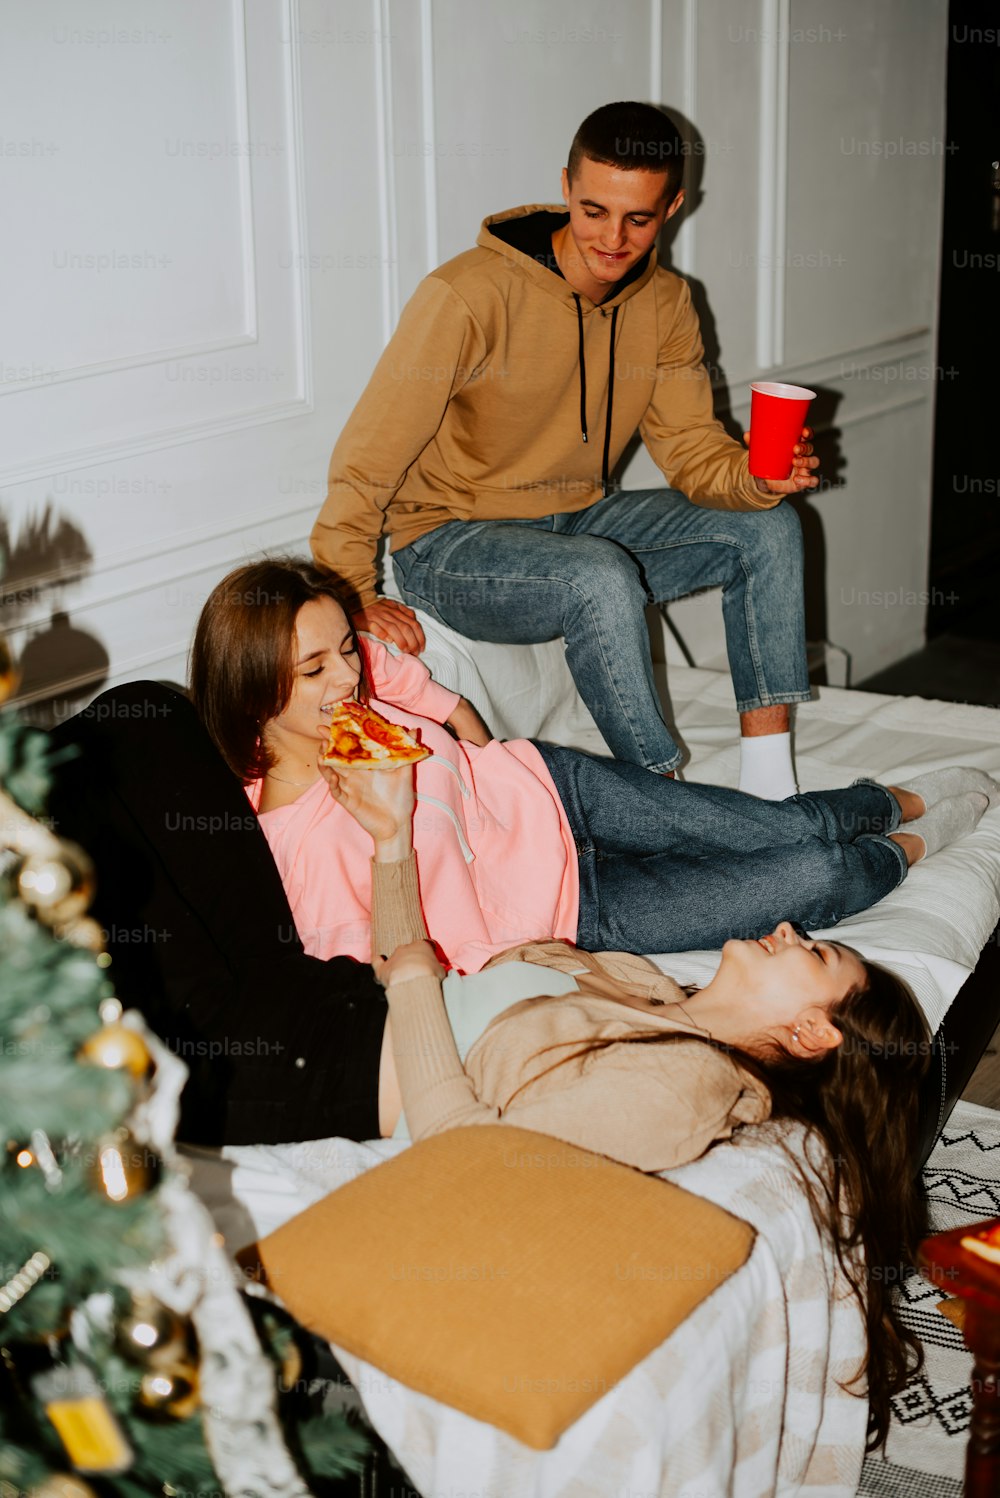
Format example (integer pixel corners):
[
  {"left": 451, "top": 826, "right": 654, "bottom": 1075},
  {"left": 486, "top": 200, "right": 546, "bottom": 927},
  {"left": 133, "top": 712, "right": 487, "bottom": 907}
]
[{"left": 560, "top": 156, "right": 683, "bottom": 294}]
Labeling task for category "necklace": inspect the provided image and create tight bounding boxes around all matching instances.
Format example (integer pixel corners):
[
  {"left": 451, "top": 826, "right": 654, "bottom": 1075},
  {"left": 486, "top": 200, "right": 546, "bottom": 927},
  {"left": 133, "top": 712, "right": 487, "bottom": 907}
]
[
  {"left": 662, "top": 989, "right": 711, "bottom": 1034},
  {"left": 265, "top": 768, "right": 317, "bottom": 788}
]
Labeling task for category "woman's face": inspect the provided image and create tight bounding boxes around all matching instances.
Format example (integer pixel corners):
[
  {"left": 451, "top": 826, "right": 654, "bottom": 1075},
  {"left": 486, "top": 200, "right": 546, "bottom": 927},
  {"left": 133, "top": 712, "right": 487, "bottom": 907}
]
[
  {"left": 720, "top": 920, "right": 866, "bottom": 1025},
  {"left": 262, "top": 596, "right": 362, "bottom": 768}
]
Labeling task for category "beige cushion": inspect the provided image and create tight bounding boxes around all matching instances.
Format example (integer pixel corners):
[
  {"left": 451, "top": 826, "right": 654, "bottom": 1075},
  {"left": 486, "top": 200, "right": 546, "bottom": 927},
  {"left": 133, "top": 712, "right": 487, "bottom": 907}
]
[{"left": 240, "top": 1125, "right": 754, "bottom": 1450}]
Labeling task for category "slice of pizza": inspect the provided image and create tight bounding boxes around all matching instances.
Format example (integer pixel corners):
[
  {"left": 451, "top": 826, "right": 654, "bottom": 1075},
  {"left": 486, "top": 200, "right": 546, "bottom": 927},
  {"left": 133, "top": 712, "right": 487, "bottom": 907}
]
[{"left": 320, "top": 700, "right": 430, "bottom": 770}]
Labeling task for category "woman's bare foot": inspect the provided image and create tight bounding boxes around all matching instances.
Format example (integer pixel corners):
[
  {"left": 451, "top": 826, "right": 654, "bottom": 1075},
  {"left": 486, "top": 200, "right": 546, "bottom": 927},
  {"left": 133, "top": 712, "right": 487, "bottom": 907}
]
[
  {"left": 887, "top": 786, "right": 925, "bottom": 822},
  {"left": 889, "top": 831, "right": 925, "bottom": 867}
]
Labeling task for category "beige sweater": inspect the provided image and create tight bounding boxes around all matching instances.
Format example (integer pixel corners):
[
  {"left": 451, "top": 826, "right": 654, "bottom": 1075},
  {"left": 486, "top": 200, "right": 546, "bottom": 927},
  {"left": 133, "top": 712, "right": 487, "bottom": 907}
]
[
  {"left": 372, "top": 855, "right": 771, "bottom": 1174},
  {"left": 313, "top": 205, "right": 776, "bottom": 608}
]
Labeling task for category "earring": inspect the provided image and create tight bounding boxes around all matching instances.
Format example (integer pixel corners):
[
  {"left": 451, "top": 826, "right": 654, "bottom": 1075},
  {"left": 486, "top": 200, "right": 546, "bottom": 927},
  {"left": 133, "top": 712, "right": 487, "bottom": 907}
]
[{"left": 792, "top": 1026, "right": 801, "bottom": 1043}]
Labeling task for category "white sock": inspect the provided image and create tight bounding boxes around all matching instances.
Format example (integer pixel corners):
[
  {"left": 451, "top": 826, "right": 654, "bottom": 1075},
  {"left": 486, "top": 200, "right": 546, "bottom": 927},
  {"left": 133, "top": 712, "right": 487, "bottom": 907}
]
[
  {"left": 896, "top": 767, "right": 1000, "bottom": 814},
  {"left": 903, "top": 792, "right": 989, "bottom": 860},
  {"left": 739, "top": 731, "right": 797, "bottom": 800}
]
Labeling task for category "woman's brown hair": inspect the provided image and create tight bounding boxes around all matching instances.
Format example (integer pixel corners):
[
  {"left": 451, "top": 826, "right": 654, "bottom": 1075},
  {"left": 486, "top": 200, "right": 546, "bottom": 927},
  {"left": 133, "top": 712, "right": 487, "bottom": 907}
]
[
  {"left": 758, "top": 958, "right": 931, "bottom": 1451},
  {"left": 190, "top": 558, "right": 371, "bottom": 782}
]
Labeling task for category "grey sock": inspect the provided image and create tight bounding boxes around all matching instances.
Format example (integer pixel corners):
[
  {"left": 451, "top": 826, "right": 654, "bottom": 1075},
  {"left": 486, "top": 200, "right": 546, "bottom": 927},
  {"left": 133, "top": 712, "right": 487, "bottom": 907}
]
[
  {"left": 903, "top": 792, "right": 989, "bottom": 860},
  {"left": 896, "top": 767, "right": 1000, "bottom": 814}
]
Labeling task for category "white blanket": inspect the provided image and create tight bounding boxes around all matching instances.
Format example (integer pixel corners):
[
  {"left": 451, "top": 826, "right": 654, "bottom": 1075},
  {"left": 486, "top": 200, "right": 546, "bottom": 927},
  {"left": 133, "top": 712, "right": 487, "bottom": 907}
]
[{"left": 190, "top": 620, "right": 1000, "bottom": 1498}]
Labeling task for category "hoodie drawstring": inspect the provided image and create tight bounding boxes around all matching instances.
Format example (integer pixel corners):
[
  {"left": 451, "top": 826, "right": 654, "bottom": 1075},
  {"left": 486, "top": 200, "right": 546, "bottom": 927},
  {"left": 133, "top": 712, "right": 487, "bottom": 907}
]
[
  {"left": 572, "top": 294, "right": 588, "bottom": 445},
  {"left": 602, "top": 305, "right": 618, "bottom": 496},
  {"left": 573, "top": 295, "right": 619, "bottom": 495}
]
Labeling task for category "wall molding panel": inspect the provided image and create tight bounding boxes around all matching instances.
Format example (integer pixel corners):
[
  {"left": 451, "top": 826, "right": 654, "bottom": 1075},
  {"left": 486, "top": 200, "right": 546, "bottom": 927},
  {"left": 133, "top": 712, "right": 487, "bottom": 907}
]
[
  {"left": 717, "top": 328, "right": 937, "bottom": 429},
  {"left": 754, "top": 0, "right": 790, "bottom": 369},
  {"left": 419, "top": 0, "right": 439, "bottom": 273},
  {"left": 0, "top": 0, "right": 310, "bottom": 486},
  {"left": 373, "top": 0, "right": 400, "bottom": 340}
]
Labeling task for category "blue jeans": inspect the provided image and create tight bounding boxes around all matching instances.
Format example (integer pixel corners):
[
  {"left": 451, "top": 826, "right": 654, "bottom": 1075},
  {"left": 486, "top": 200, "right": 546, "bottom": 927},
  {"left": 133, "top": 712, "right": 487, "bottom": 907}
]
[
  {"left": 533, "top": 742, "right": 909, "bottom": 952},
  {"left": 392, "top": 488, "right": 811, "bottom": 773}
]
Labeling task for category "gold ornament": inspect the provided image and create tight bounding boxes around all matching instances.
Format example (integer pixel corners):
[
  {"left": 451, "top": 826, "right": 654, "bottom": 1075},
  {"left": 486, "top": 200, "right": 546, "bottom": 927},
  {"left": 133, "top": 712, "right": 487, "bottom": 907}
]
[
  {"left": 79, "top": 998, "right": 153, "bottom": 1081},
  {"left": 115, "top": 1293, "right": 189, "bottom": 1368},
  {"left": 16, "top": 840, "right": 94, "bottom": 925},
  {"left": 87, "top": 1128, "right": 158, "bottom": 1203},
  {"left": 0, "top": 635, "right": 20, "bottom": 704},
  {"left": 27, "top": 1478, "right": 99, "bottom": 1498},
  {"left": 54, "top": 914, "right": 106, "bottom": 953},
  {"left": 279, "top": 1336, "right": 304, "bottom": 1393},
  {"left": 137, "top": 1359, "right": 200, "bottom": 1420}
]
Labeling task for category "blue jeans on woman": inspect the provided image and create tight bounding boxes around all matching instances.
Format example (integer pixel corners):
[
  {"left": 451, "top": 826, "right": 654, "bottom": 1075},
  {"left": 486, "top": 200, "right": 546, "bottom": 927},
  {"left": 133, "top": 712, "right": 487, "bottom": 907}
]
[
  {"left": 392, "top": 487, "right": 811, "bottom": 773},
  {"left": 533, "top": 742, "right": 908, "bottom": 953}
]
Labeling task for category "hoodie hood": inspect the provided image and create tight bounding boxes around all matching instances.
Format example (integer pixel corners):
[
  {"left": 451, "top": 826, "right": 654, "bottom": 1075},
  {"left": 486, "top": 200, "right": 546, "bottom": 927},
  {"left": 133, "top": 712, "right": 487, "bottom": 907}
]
[{"left": 478, "top": 204, "right": 658, "bottom": 310}]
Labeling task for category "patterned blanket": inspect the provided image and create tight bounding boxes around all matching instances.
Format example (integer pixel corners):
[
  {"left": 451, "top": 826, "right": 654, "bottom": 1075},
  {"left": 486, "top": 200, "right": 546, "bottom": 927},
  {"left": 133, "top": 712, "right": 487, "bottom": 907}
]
[{"left": 188, "top": 1119, "right": 869, "bottom": 1497}]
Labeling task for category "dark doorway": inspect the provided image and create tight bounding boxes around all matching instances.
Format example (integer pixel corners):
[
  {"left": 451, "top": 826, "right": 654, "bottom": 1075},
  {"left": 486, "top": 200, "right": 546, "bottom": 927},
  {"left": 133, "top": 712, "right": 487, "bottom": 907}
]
[
  {"left": 927, "top": 2, "right": 1000, "bottom": 643},
  {"left": 860, "top": 3, "right": 1000, "bottom": 703}
]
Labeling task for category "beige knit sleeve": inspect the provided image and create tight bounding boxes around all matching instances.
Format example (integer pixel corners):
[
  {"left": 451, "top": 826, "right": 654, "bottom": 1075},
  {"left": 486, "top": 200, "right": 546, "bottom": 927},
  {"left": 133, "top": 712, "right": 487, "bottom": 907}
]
[
  {"left": 385, "top": 974, "right": 501, "bottom": 1139},
  {"left": 369, "top": 853, "right": 428, "bottom": 959}
]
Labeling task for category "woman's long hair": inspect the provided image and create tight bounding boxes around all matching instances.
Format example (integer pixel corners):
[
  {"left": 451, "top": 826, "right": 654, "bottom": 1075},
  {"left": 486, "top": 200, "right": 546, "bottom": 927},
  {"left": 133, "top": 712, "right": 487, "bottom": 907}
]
[
  {"left": 514, "top": 957, "right": 929, "bottom": 1450},
  {"left": 190, "top": 558, "right": 371, "bottom": 782},
  {"left": 754, "top": 958, "right": 931, "bottom": 1451}
]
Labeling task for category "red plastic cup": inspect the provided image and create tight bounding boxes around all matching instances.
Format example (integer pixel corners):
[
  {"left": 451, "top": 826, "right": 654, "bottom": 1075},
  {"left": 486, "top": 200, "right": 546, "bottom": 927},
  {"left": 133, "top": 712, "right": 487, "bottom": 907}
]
[{"left": 748, "top": 381, "right": 816, "bottom": 481}]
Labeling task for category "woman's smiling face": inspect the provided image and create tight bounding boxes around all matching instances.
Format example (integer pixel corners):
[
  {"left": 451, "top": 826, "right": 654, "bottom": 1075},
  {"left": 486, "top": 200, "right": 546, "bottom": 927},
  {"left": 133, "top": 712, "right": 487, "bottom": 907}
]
[
  {"left": 721, "top": 920, "right": 866, "bottom": 1022},
  {"left": 262, "top": 596, "right": 362, "bottom": 770}
]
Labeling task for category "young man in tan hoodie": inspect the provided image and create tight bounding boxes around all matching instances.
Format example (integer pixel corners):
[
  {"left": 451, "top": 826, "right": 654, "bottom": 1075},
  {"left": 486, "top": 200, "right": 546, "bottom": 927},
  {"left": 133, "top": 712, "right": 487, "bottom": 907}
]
[{"left": 311, "top": 101, "right": 819, "bottom": 797}]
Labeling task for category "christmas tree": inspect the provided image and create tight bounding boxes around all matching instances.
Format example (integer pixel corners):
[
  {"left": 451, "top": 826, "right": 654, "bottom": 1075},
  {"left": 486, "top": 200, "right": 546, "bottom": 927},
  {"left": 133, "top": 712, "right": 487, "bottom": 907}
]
[{"left": 0, "top": 647, "right": 381, "bottom": 1495}]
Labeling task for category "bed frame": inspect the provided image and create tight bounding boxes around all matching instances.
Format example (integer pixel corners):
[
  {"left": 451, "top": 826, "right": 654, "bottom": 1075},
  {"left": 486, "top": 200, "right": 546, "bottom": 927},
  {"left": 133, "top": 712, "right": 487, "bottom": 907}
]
[{"left": 917, "top": 925, "right": 1000, "bottom": 1168}]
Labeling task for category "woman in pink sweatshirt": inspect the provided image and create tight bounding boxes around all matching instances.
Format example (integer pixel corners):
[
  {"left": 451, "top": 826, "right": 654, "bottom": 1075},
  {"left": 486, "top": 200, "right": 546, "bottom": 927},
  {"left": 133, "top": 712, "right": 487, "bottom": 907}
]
[{"left": 191, "top": 558, "right": 995, "bottom": 975}]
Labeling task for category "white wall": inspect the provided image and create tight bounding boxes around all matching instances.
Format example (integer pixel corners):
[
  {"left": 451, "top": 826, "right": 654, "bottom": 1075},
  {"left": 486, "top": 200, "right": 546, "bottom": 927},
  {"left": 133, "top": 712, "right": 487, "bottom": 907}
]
[{"left": 1, "top": 0, "right": 948, "bottom": 722}]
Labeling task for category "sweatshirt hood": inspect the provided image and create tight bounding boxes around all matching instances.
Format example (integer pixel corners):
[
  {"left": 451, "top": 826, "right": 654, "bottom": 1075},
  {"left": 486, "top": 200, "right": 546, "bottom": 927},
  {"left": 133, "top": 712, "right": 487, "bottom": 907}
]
[{"left": 478, "top": 204, "right": 657, "bottom": 310}]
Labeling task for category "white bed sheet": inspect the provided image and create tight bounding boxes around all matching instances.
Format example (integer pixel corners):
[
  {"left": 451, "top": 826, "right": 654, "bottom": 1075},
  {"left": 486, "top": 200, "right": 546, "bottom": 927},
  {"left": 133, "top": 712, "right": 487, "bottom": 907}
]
[{"left": 190, "top": 621, "right": 1000, "bottom": 1498}]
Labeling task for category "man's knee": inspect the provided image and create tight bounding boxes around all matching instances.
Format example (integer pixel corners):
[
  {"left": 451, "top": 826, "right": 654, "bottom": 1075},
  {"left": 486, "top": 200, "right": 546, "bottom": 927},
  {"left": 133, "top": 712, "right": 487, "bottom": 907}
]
[
  {"left": 559, "top": 539, "right": 647, "bottom": 619},
  {"left": 740, "top": 501, "right": 803, "bottom": 564}
]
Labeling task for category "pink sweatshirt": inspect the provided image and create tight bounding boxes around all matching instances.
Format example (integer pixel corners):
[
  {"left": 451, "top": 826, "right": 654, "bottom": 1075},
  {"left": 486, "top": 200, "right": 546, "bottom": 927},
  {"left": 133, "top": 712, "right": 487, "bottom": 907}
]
[{"left": 247, "top": 639, "right": 580, "bottom": 974}]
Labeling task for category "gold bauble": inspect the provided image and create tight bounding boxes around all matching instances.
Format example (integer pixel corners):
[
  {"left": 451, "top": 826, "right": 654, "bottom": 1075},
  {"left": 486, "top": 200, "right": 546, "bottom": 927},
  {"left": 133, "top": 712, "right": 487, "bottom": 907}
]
[
  {"left": 79, "top": 1022, "right": 152, "bottom": 1081},
  {"left": 279, "top": 1336, "right": 304, "bottom": 1393},
  {"left": 27, "top": 1478, "right": 99, "bottom": 1498},
  {"left": 137, "top": 1360, "right": 200, "bottom": 1420},
  {"left": 115, "top": 1293, "right": 189, "bottom": 1367},
  {"left": 16, "top": 840, "right": 94, "bottom": 924},
  {"left": 87, "top": 1128, "right": 158, "bottom": 1204},
  {"left": 5, "top": 1138, "right": 35, "bottom": 1170},
  {"left": 0, "top": 636, "right": 20, "bottom": 704},
  {"left": 54, "top": 914, "right": 106, "bottom": 953}
]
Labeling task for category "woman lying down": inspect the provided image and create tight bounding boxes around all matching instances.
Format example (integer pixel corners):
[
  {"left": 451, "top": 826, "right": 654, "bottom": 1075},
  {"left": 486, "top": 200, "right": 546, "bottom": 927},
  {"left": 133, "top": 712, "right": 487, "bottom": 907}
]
[
  {"left": 191, "top": 559, "right": 1000, "bottom": 1449},
  {"left": 321, "top": 742, "right": 991, "bottom": 1452}
]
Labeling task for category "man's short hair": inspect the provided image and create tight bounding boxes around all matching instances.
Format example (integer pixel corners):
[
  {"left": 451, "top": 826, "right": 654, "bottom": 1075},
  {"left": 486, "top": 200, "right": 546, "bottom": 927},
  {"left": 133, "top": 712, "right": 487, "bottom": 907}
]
[{"left": 568, "top": 102, "right": 685, "bottom": 201}]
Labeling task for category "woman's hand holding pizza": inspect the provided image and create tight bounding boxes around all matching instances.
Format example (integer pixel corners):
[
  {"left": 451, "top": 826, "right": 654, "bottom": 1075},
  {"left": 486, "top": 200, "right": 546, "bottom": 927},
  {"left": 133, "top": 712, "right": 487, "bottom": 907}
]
[{"left": 317, "top": 731, "right": 415, "bottom": 857}]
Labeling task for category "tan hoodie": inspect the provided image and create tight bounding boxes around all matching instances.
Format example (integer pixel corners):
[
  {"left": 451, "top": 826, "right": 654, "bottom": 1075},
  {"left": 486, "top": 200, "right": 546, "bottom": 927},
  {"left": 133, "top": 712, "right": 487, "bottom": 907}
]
[
  {"left": 386, "top": 940, "right": 772, "bottom": 1176},
  {"left": 313, "top": 205, "right": 777, "bottom": 609}
]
